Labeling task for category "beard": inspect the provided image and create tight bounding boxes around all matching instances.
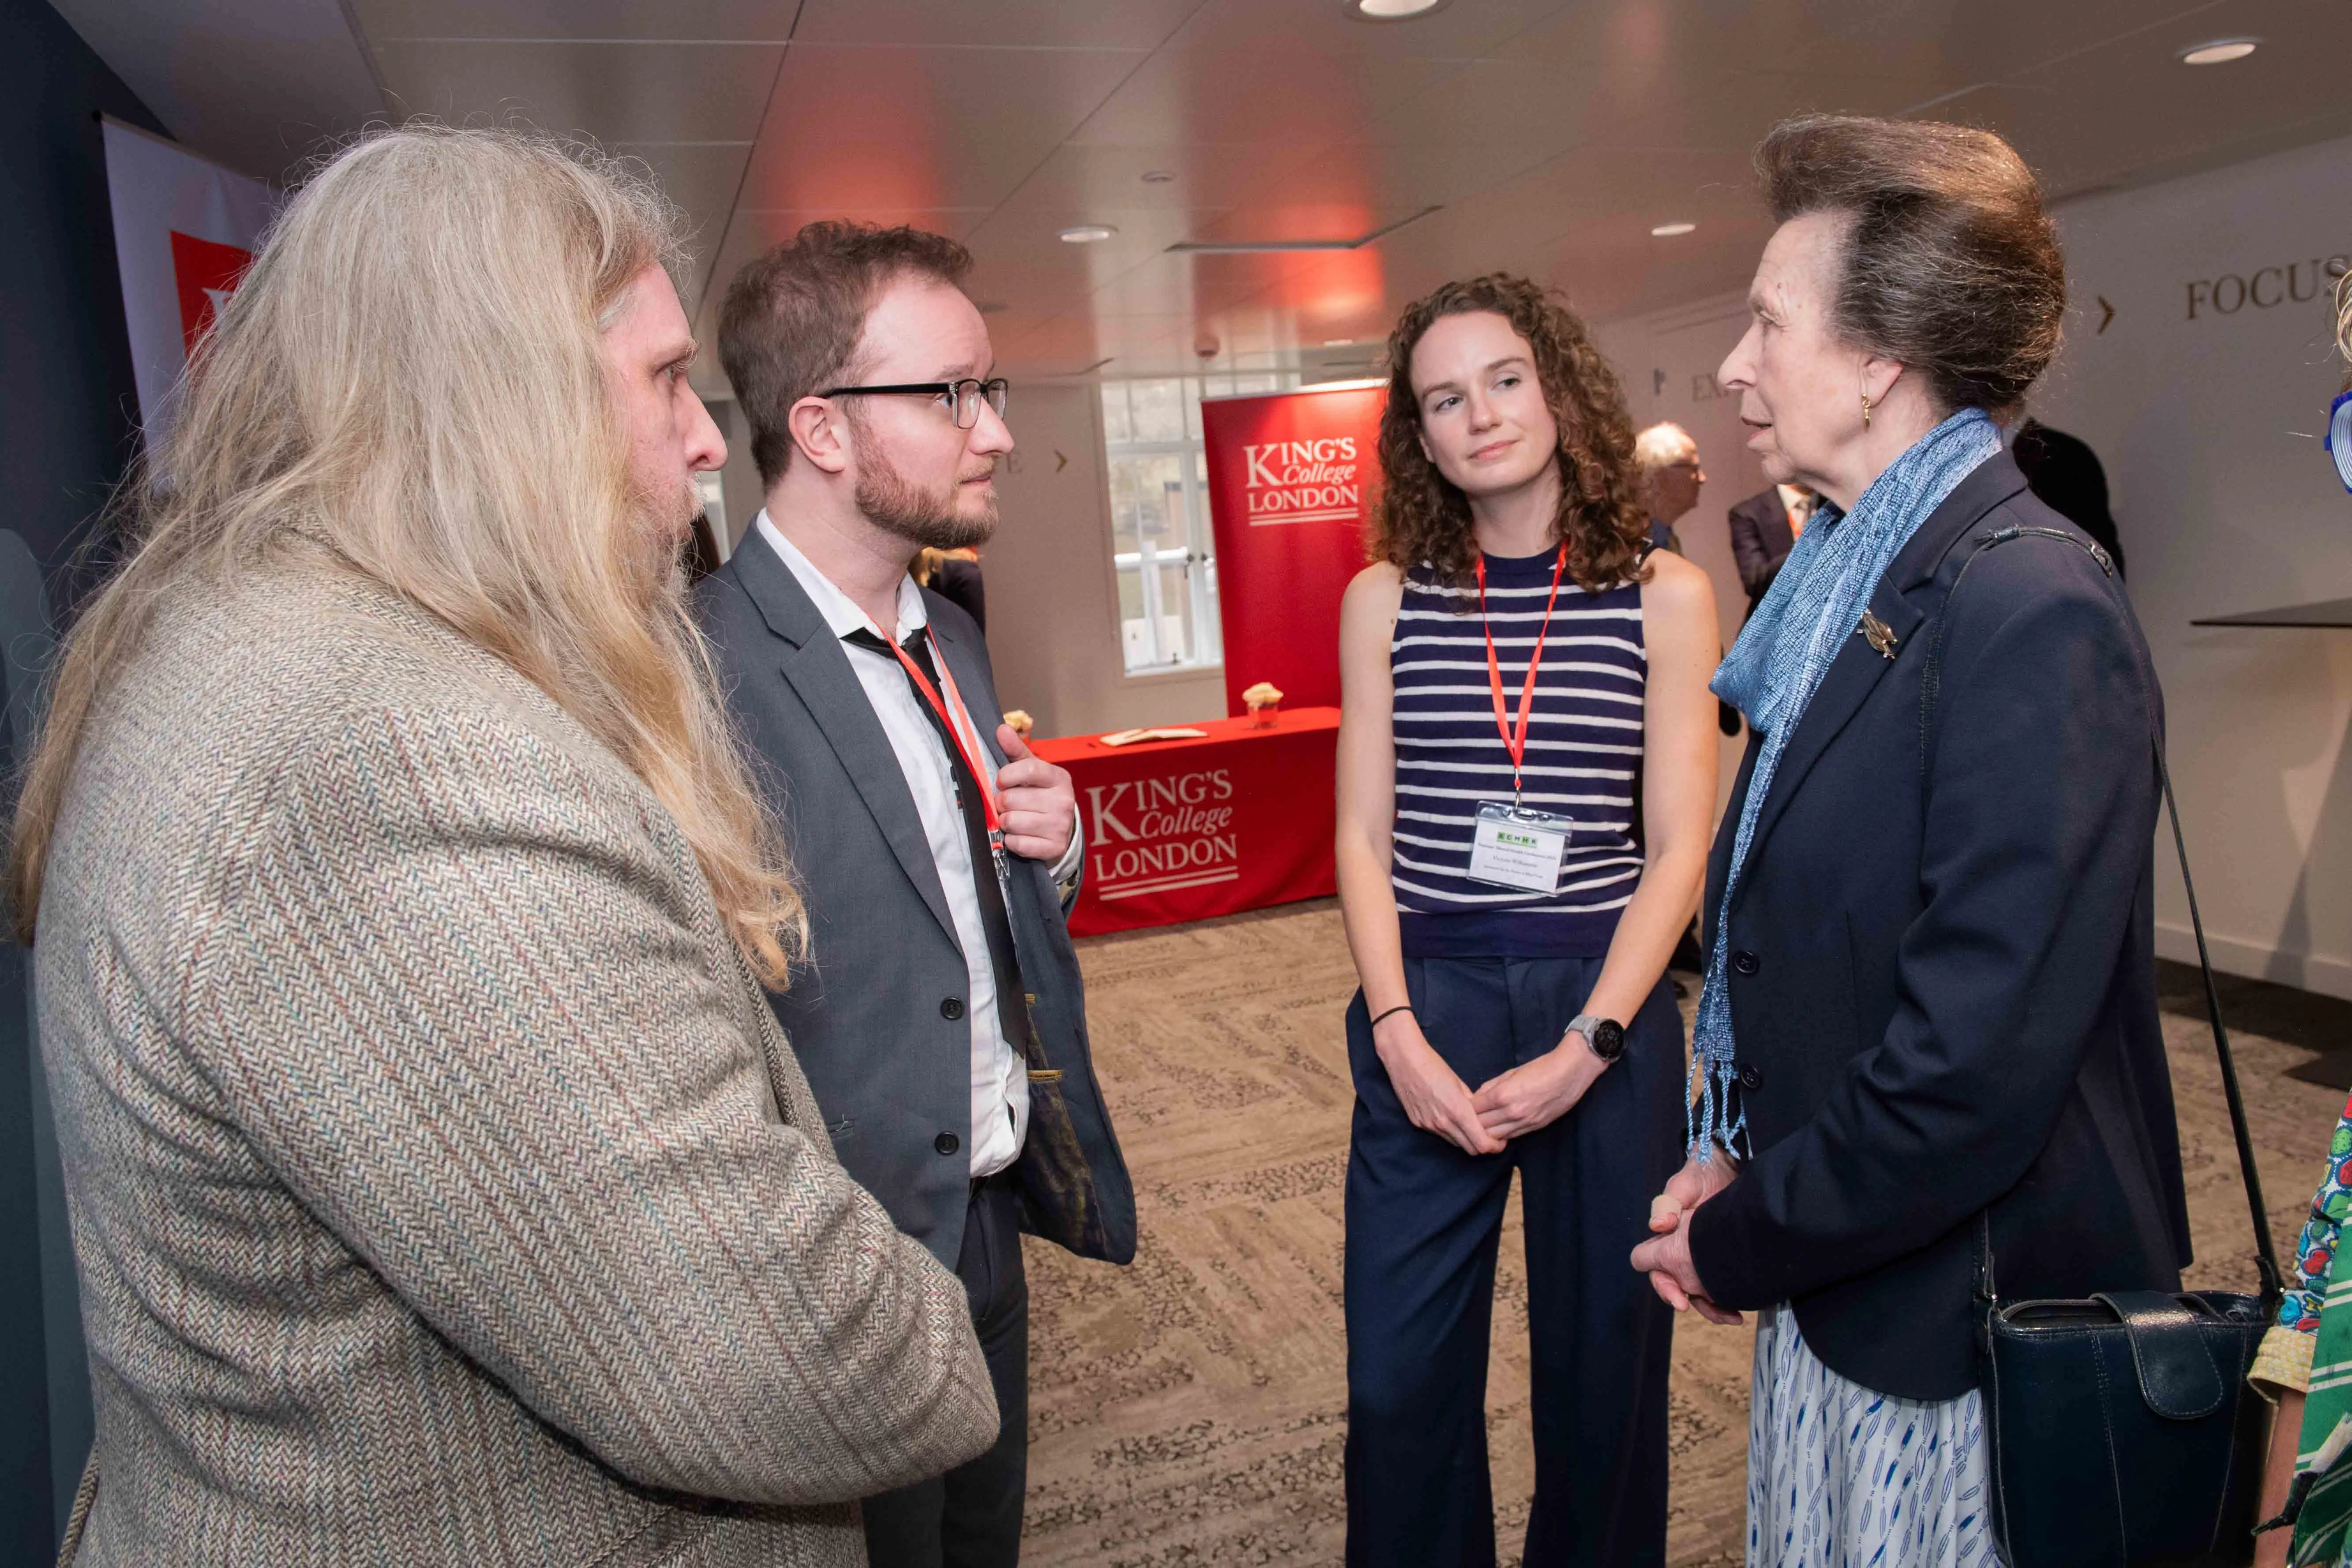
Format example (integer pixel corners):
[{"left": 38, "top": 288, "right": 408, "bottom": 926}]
[
  {"left": 854, "top": 431, "right": 998, "bottom": 552},
  {"left": 620, "top": 468, "right": 710, "bottom": 601}
]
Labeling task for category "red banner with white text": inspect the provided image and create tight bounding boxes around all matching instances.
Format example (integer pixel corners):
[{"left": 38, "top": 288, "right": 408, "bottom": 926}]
[
  {"left": 1032, "top": 710, "right": 1339, "bottom": 937},
  {"left": 1201, "top": 384, "right": 1385, "bottom": 717}
]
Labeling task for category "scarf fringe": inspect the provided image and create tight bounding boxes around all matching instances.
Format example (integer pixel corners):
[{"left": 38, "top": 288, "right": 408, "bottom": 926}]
[{"left": 1686, "top": 1055, "right": 1747, "bottom": 1164}]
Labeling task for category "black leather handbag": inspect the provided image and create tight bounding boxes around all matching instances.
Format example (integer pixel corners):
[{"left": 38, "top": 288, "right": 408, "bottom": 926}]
[{"left": 1926, "top": 526, "right": 2284, "bottom": 1568}]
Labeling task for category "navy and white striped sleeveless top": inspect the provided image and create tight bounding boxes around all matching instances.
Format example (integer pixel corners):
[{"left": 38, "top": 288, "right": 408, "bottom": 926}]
[{"left": 1389, "top": 548, "right": 1647, "bottom": 958}]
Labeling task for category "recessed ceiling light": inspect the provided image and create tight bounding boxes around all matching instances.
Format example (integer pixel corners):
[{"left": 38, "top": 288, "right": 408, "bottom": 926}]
[
  {"left": 1321, "top": 338, "right": 1356, "bottom": 347},
  {"left": 1140, "top": 169, "right": 1176, "bottom": 184},
  {"left": 1346, "top": 0, "right": 1449, "bottom": 20},
  {"left": 1650, "top": 221, "right": 1697, "bottom": 237},
  {"left": 2180, "top": 38, "right": 2258, "bottom": 65},
  {"left": 1059, "top": 224, "right": 1117, "bottom": 243}
]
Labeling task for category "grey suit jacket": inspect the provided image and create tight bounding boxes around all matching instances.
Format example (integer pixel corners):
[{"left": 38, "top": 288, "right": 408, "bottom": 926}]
[
  {"left": 38, "top": 554, "right": 996, "bottom": 1567},
  {"left": 696, "top": 534, "right": 1135, "bottom": 1272}
]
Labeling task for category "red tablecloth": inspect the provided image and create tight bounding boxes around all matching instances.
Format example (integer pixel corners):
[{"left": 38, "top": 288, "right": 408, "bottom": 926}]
[{"left": 1033, "top": 707, "right": 1339, "bottom": 937}]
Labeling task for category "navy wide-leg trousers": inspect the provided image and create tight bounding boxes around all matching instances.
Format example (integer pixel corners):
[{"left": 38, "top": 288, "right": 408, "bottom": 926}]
[{"left": 1342, "top": 955, "right": 1684, "bottom": 1568}]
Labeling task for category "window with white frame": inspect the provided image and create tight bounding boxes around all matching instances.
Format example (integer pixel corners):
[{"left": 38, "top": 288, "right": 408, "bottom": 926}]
[{"left": 1098, "top": 370, "right": 1299, "bottom": 673}]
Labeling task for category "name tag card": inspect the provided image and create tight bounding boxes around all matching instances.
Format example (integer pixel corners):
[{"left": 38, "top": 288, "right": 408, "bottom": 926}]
[{"left": 1467, "top": 801, "right": 1573, "bottom": 893}]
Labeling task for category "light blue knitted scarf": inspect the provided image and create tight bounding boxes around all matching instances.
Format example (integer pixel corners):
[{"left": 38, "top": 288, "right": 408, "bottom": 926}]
[{"left": 1689, "top": 407, "right": 2002, "bottom": 1159}]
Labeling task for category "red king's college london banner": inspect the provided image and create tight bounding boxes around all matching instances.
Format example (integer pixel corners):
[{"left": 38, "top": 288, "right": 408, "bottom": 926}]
[{"left": 1201, "top": 383, "right": 1386, "bottom": 717}]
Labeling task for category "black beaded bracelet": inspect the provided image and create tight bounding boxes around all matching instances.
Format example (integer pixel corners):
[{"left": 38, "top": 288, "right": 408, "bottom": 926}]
[{"left": 1367, "top": 1004, "right": 1415, "bottom": 1030}]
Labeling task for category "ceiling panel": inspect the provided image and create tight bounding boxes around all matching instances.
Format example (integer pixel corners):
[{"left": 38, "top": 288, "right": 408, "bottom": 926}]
[
  {"left": 1252, "top": 139, "right": 1577, "bottom": 213},
  {"left": 731, "top": 44, "right": 1142, "bottom": 211},
  {"left": 793, "top": 0, "right": 1204, "bottom": 50},
  {"left": 353, "top": 0, "right": 796, "bottom": 41},
  {"left": 317, "top": 0, "right": 2352, "bottom": 381},
  {"left": 960, "top": 208, "right": 1225, "bottom": 315},
  {"left": 1947, "top": 0, "right": 2352, "bottom": 198},
  {"left": 994, "top": 141, "right": 1331, "bottom": 213},
  {"left": 610, "top": 142, "right": 754, "bottom": 256},
  {"left": 54, "top": 0, "right": 384, "bottom": 182},
  {"left": 373, "top": 40, "right": 782, "bottom": 144},
  {"left": 1159, "top": 0, "right": 1569, "bottom": 64},
  {"left": 1067, "top": 44, "right": 1456, "bottom": 147},
  {"left": 1504, "top": 0, "right": 2213, "bottom": 82}
]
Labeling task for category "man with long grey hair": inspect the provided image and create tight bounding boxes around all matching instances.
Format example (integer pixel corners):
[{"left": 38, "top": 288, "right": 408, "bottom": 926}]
[{"left": 16, "top": 127, "right": 996, "bottom": 1565}]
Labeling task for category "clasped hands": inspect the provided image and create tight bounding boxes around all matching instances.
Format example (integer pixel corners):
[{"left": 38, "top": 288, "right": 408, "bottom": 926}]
[
  {"left": 1371, "top": 1013, "right": 1745, "bottom": 1325},
  {"left": 1629, "top": 1153, "right": 1743, "bottom": 1325},
  {"left": 1369, "top": 1010, "right": 1610, "bottom": 1158}
]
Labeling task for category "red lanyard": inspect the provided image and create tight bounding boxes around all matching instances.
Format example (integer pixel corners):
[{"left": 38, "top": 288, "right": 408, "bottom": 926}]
[
  {"left": 1474, "top": 545, "right": 1569, "bottom": 803},
  {"left": 876, "top": 626, "right": 1005, "bottom": 850}
]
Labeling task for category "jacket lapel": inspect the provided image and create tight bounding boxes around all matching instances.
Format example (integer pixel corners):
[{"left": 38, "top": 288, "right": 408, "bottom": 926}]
[
  {"left": 1737, "top": 451, "right": 2032, "bottom": 875},
  {"left": 725, "top": 537, "right": 962, "bottom": 951}
]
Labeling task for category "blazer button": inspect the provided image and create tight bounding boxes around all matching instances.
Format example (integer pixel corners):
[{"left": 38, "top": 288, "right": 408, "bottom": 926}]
[
  {"left": 934, "top": 1132, "right": 960, "bottom": 1156},
  {"left": 1730, "top": 950, "right": 1760, "bottom": 976},
  {"left": 1738, "top": 1062, "right": 1765, "bottom": 1092},
  {"left": 940, "top": 996, "right": 966, "bottom": 1020}
]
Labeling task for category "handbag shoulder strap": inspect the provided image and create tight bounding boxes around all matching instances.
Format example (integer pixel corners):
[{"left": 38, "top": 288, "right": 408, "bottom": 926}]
[{"left": 1921, "top": 524, "right": 2282, "bottom": 1308}]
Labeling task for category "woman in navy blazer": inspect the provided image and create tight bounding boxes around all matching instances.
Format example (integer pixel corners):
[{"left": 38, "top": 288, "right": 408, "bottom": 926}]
[{"left": 1630, "top": 116, "right": 2189, "bottom": 1565}]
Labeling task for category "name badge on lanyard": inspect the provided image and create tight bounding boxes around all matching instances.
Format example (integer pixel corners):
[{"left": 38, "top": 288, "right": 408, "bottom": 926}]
[{"left": 1464, "top": 545, "right": 1576, "bottom": 893}]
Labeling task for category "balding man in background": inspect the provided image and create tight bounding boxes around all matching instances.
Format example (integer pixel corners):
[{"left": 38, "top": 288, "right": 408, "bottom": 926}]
[{"left": 1633, "top": 421, "right": 1705, "bottom": 554}]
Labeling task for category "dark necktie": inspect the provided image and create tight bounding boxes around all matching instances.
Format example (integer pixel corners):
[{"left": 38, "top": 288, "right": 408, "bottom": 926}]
[{"left": 845, "top": 625, "right": 1033, "bottom": 1065}]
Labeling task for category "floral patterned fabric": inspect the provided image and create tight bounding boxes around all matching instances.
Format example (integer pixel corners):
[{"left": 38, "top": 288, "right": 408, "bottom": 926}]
[{"left": 2255, "top": 1088, "right": 2352, "bottom": 1396}]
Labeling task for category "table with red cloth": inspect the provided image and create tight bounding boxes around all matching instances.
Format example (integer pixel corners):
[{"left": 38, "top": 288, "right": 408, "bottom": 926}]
[{"left": 1031, "top": 707, "right": 1339, "bottom": 937}]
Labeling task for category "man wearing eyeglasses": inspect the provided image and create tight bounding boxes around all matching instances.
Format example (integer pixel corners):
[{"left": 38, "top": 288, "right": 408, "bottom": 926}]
[
  {"left": 1632, "top": 421, "right": 1706, "bottom": 555},
  {"left": 697, "top": 222, "right": 1134, "bottom": 1568}
]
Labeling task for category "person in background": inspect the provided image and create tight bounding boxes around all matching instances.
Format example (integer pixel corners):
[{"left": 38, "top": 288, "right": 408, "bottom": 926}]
[
  {"left": 699, "top": 221, "right": 1134, "bottom": 1568},
  {"left": 916, "top": 544, "right": 988, "bottom": 632},
  {"left": 2014, "top": 417, "right": 2126, "bottom": 576},
  {"left": 1633, "top": 421, "right": 1705, "bottom": 554},
  {"left": 1629, "top": 113, "right": 2189, "bottom": 1568},
  {"left": 18, "top": 128, "right": 996, "bottom": 1568},
  {"left": 2248, "top": 277, "right": 2352, "bottom": 1568},
  {"left": 1334, "top": 273, "right": 1720, "bottom": 1567},
  {"left": 1725, "top": 478, "right": 1820, "bottom": 611}
]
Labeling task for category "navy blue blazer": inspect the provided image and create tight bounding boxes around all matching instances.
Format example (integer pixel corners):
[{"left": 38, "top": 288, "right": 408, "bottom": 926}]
[
  {"left": 696, "top": 539, "right": 1135, "bottom": 1270},
  {"left": 1685, "top": 451, "right": 2191, "bottom": 1400}
]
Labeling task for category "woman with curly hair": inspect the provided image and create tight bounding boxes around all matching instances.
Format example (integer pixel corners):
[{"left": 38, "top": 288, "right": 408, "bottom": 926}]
[{"left": 1333, "top": 273, "right": 1721, "bottom": 1566}]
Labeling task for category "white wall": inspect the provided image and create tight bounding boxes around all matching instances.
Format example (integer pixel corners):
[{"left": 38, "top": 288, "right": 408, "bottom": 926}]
[
  {"left": 1602, "top": 130, "right": 2352, "bottom": 996},
  {"left": 970, "top": 381, "right": 1227, "bottom": 738},
  {"left": 2034, "top": 133, "right": 2352, "bottom": 995}
]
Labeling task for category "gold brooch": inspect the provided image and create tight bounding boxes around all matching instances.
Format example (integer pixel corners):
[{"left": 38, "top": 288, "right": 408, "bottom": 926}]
[{"left": 1857, "top": 610, "right": 1898, "bottom": 659}]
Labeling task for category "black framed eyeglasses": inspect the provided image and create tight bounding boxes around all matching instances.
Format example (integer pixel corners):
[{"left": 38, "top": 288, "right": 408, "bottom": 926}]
[{"left": 820, "top": 377, "right": 1009, "bottom": 430}]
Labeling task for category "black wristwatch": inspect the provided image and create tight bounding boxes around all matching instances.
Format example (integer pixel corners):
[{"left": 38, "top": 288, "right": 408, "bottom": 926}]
[{"left": 1566, "top": 1013, "right": 1625, "bottom": 1063}]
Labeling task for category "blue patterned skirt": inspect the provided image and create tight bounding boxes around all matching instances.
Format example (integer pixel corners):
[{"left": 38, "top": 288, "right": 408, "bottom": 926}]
[{"left": 1748, "top": 1305, "right": 2001, "bottom": 1568}]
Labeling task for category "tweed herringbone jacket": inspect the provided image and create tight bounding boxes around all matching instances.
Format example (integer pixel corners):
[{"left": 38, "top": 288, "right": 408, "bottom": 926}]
[{"left": 37, "top": 552, "right": 998, "bottom": 1567}]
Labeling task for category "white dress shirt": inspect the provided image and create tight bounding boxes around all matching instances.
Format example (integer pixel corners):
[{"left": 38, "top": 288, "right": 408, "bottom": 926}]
[
  {"left": 1775, "top": 482, "right": 1819, "bottom": 539},
  {"left": 756, "top": 512, "right": 1079, "bottom": 1178}
]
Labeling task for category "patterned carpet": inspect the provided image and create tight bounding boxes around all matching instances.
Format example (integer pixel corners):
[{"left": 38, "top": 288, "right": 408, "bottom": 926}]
[{"left": 1020, "top": 898, "right": 2347, "bottom": 1567}]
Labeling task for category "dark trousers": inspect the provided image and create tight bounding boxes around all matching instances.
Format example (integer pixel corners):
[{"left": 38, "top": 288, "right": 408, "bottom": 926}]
[
  {"left": 863, "top": 1170, "right": 1029, "bottom": 1568},
  {"left": 1342, "top": 956, "right": 1684, "bottom": 1568}
]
